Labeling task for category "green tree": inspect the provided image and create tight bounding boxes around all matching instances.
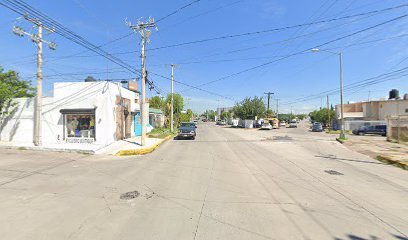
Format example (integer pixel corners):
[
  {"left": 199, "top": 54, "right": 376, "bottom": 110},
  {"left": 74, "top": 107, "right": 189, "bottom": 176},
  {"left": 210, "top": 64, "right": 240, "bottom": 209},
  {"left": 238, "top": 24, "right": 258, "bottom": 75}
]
[
  {"left": 179, "top": 109, "right": 193, "bottom": 122},
  {"left": 163, "top": 93, "right": 184, "bottom": 125},
  {"left": 203, "top": 110, "right": 216, "bottom": 120},
  {"left": 0, "top": 67, "right": 34, "bottom": 118},
  {"left": 310, "top": 108, "right": 336, "bottom": 126},
  {"left": 232, "top": 96, "right": 266, "bottom": 120},
  {"left": 220, "top": 111, "right": 231, "bottom": 120},
  {"left": 164, "top": 93, "right": 184, "bottom": 116},
  {"left": 149, "top": 96, "right": 163, "bottom": 109}
]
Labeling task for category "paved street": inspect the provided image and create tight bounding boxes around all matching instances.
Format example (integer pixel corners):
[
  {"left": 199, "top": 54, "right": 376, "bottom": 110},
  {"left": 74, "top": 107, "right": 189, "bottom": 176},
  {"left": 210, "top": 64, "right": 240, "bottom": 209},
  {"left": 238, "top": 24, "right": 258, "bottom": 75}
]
[{"left": 1, "top": 122, "right": 408, "bottom": 240}]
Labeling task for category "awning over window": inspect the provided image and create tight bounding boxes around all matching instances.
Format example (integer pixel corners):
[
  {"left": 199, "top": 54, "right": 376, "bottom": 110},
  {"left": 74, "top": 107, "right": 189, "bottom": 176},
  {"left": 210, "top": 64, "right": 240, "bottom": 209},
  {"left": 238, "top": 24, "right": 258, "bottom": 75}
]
[{"left": 60, "top": 108, "right": 95, "bottom": 114}]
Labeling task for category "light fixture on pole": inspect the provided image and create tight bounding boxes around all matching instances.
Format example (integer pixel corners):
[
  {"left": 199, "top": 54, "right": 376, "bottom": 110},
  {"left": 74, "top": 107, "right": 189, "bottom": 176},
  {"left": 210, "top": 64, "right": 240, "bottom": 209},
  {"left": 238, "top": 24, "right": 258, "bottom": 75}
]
[{"left": 311, "top": 48, "right": 345, "bottom": 139}]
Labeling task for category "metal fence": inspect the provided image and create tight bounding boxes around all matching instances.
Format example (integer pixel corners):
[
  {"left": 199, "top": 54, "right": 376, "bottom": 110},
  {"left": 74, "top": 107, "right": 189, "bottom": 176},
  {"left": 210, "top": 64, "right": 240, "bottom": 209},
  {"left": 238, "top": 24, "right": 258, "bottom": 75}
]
[{"left": 386, "top": 116, "right": 408, "bottom": 142}]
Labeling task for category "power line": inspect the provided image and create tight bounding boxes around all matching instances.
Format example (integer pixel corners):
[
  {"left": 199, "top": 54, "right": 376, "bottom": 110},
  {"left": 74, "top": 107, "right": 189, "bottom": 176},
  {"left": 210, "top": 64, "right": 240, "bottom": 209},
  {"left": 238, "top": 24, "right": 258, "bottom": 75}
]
[
  {"left": 159, "top": 0, "right": 244, "bottom": 32},
  {"left": 146, "top": 3, "right": 408, "bottom": 51},
  {"left": 148, "top": 71, "right": 235, "bottom": 101},
  {"left": 1, "top": 0, "right": 163, "bottom": 93},
  {"left": 179, "top": 13, "right": 408, "bottom": 92},
  {"left": 25, "top": 3, "right": 407, "bottom": 63},
  {"left": 156, "top": 0, "right": 201, "bottom": 23},
  {"left": 280, "top": 66, "right": 408, "bottom": 106}
]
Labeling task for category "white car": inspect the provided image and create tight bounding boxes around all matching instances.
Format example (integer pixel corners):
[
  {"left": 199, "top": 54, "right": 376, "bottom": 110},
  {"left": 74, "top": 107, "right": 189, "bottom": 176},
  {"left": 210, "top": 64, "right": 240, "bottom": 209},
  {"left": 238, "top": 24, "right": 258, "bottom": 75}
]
[
  {"left": 261, "top": 123, "right": 272, "bottom": 130},
  {"left": 280, "top": 122, "right": 286, "bottom": 127}
]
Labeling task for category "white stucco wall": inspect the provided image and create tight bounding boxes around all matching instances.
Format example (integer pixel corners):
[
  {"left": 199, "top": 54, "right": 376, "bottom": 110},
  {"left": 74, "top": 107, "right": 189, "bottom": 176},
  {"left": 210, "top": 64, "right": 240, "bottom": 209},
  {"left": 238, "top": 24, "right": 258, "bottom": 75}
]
[{"left": 0, "top": 82, "right": 141, "bottom": 147}]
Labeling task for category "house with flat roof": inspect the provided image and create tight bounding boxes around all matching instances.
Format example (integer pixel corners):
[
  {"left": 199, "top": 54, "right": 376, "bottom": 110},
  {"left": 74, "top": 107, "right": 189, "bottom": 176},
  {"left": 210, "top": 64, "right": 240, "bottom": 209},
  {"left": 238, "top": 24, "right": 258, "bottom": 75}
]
[{"left": 0, "top": 81, "right": 150, "bottom": 151}]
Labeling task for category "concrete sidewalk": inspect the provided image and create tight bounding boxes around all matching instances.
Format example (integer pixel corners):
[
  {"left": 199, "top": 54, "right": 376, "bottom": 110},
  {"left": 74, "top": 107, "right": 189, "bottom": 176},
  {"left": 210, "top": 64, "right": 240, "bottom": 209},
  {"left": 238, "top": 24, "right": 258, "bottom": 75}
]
[
  {"left": 343, "top": 135, "right": 408, "bottom": 168},
  {"left": 0, "top": 136, "right": 170, "bottom": 156},
  {"left": 95, "top": 136, "right": 169, "bottom": 155}
]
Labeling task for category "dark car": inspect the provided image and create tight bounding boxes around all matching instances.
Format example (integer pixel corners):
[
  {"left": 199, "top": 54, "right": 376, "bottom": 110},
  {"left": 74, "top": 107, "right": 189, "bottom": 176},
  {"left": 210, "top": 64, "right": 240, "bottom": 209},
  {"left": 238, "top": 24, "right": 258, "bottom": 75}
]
[
  {"left": 177, "top": 122, "right": 197, "bottom": 140},
  {"left": 312, "top": 122, "right": 323, "bottom": 132},
  {"left": 352, "top": 125, "right": 386, "bottom": 136}
]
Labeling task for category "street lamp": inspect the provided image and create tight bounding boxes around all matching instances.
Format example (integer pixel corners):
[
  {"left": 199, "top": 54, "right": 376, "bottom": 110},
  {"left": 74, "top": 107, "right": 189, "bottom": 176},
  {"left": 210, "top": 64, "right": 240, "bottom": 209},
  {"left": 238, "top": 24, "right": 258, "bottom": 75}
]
[{"left": 311, "top": 48, "right": 346, "bottom": 139}]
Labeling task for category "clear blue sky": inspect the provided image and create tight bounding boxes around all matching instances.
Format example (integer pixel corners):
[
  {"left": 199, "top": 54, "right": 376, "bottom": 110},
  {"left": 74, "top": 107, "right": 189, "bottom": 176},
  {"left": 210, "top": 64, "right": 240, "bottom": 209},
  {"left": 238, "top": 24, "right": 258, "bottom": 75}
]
[{"left": 1, "top": 0, "right": 408, "bottom": 114}]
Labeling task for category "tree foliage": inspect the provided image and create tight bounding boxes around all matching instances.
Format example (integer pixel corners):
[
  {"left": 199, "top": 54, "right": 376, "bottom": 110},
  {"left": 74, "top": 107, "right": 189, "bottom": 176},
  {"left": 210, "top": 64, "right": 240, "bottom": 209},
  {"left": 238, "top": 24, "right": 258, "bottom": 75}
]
[
  {"left": 203, "top": 110, "right": 216, "bottom": 120},
  {"left": 149, "top": 96, "right": 163, "bottom": 109},
  {"left": 179, "top": 109, "right": 193, "bottom": 123},
  {"left": 309, "top": 108, "right": 336, "bottom": 125},
  {"left": 232, "top": 96, "right": 266, "bottom": 120},
  {"left": 220, "top": 111, "right": 231, "bottom": 120},
  {"left": 0, "top": 67, "right": 34, "bottom": 117},
  {"left": 164, "top": 93, "right": 184, "bottom": 117}
]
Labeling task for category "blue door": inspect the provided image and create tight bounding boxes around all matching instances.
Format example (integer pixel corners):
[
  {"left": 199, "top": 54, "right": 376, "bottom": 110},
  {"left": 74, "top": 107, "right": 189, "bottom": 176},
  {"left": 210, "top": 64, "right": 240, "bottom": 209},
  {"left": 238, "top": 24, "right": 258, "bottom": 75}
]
[{"left": 134, "top": 112, "right": 142, "bottom": 136}]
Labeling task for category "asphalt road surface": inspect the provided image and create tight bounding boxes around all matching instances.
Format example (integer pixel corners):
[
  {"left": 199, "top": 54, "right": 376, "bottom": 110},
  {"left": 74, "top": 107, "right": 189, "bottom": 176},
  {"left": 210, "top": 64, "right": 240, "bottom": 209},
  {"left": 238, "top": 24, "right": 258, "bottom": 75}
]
[{"left": 1, "top": 122, "right": 407, "bottom": 240}]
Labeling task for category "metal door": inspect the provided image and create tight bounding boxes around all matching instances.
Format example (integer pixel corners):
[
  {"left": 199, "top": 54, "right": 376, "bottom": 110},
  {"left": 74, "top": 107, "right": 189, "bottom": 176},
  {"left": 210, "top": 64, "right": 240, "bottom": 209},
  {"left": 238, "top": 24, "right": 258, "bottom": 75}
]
[{"left": 134, "top": 112, "right": 142, "bottom": 136}]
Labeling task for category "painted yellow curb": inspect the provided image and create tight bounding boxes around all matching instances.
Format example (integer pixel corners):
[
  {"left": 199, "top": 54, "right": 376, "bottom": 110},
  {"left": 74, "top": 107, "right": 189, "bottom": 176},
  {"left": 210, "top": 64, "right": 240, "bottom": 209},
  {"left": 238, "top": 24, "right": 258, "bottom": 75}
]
[
  {"left": 115, "top": 135, "right": 173, "bottom": 156},
  {"left": 376, "top": 155, "right": 408, "bottom": 170}
]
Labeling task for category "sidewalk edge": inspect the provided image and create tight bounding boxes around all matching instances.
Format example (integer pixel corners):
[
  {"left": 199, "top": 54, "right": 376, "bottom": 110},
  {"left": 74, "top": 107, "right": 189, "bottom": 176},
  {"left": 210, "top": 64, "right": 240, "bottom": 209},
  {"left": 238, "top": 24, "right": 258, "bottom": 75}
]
[
  {"left": 376, "top": 155, "right": 408, "bottom": 170},
  {"left": 115, "top": 135, "right": 173, "bottom": 156}
]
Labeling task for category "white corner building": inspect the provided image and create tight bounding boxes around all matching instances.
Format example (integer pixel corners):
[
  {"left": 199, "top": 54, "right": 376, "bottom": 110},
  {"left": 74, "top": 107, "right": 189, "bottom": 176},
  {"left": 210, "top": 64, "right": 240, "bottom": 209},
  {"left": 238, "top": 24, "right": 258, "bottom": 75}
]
[{"left": 0, "top": 81, "right": 146, "bottom": 151}]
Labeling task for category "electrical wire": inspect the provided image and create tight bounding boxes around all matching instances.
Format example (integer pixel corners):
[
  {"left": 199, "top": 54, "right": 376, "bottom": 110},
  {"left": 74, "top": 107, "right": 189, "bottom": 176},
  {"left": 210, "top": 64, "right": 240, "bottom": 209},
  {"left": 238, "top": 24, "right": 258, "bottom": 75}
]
[
  {"left": 179, "top": 13, "right": 408, "bottom": 92},
  {"left": 1, "top": 0, "right": 164, "bottom": 93},
  {"left": 147, "top": 3, "right": 408, "bottom": 51},
  {"left": 156, "top": 0, "right": 201, "bottom": 23}
]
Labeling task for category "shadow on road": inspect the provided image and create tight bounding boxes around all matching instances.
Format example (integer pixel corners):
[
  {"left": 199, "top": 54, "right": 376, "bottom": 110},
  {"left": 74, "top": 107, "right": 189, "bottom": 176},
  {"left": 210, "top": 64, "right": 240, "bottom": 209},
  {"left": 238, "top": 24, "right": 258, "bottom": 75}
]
[
  {"left": 335, "top": 234, "right": 408, "bottom": 240},
  {"left": 315, "top": 155, "right": 384, "bottom": 165}
]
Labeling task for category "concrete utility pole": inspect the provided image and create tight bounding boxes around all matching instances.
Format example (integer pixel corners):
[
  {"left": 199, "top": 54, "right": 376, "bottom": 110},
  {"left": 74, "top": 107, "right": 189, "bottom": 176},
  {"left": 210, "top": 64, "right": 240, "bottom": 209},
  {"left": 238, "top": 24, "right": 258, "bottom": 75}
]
[
  {"left": 339, "top": 52, "right": 345, "bottom": 139},
  {"left": 12, "top": 16, "right": 56, "bottom": 146},
  {"left": 311, "top": 48, "right": 345, "bottom": 139},
  {"left": 170, "top": 64, "right": 175, "bottom": 132},
  {"left": 276, "top": 99, "right": 280, "bottom": 119},
  {"left": 327, "top": 95, "right": 330, "bottom": 129},
  {"left": 127, "top": 17, "right": 157, "bottom": 146},
  {"left": 264, "top": 92, "right": 274, "bottom": 113}
]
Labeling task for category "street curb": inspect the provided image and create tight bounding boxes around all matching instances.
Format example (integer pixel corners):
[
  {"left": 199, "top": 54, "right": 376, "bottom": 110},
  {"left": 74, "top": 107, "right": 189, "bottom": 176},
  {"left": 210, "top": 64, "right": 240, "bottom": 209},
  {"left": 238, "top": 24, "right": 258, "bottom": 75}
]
[
  {"left": 336, "top": 138, "right": 348, "bottom": 144},
  {"left": 0, "top": 145, "right": 94, "bottom": 155},
  {"left": 376, "top": 155, "right": 408, "bottom": 170},
  {"left": 115, "top": 135, "right": 173, "bottom": 156}
]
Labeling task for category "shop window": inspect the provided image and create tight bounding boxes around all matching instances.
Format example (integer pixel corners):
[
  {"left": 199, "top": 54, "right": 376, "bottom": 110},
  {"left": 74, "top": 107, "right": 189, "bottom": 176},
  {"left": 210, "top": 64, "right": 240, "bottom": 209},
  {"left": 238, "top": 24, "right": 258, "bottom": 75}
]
[{"left": 65, "top": 114, "right": 95, "bottom": 139}]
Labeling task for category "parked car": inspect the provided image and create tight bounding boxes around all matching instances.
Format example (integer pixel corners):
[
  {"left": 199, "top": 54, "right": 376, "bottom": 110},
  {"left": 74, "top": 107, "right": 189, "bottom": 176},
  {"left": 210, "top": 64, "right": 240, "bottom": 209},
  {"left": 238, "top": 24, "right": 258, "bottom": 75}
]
[
  {"left": 219, "top": 120, "right": 227, "bottom": 125},
  {"left": 352, "top": 125, "right": 386, "bottom": 136},
  {"left": 280, "top": 121, "right": 286, "bottom": 127},
  {"left": 312, "top": 122, "right": 323, "bottom": 132},
  {"left": 254, "top": 120, "right": 263, "bottom": 128},
  {"left": 261, "top": 122, "right": 272, "bottom": 130},
  {"left": 288, "top": 120, "right": 298, "bottom": 128},
  {"left": 177, "top": 122, "right": 197, "bottom": 140}
]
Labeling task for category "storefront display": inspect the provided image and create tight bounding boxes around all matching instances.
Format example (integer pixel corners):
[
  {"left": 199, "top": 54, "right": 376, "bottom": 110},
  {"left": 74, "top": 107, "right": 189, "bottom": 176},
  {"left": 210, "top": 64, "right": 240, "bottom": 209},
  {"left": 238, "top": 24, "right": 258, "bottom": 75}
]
[{"left": 60, "top": 109, "right": 96, "bottom": 143}]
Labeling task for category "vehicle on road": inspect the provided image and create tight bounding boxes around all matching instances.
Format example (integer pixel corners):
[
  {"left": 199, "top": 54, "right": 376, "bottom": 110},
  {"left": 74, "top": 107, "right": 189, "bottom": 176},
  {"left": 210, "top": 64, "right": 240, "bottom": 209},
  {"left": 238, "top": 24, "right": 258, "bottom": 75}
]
[
  {"left": 177, "top": 122, "right": 197, "bottom": 140},
  {"left": 352, "top": 125, "right": 386, "bottom": 136},
  {"left": 312, "top": 122, "right": 323, "bottom": 132},
  {"left": 280, "top": 121, "right": 286, "bottom": 128},
  {"left": 261, "top": 123, "right": 272, "bottom": 130},
  {"left": 288, "top": 120, "right": 298, "bottom": 128},
  {"left": 219, "top": 119, "right": 227, "bottom": 125}
]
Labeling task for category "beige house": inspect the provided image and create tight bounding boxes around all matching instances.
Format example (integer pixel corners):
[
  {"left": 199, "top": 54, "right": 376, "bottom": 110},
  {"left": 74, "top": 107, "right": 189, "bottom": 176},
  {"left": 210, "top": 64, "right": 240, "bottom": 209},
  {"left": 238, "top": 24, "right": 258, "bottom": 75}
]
[{"left": 336, "top": 99, "right": 408, "bottom": 121}]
